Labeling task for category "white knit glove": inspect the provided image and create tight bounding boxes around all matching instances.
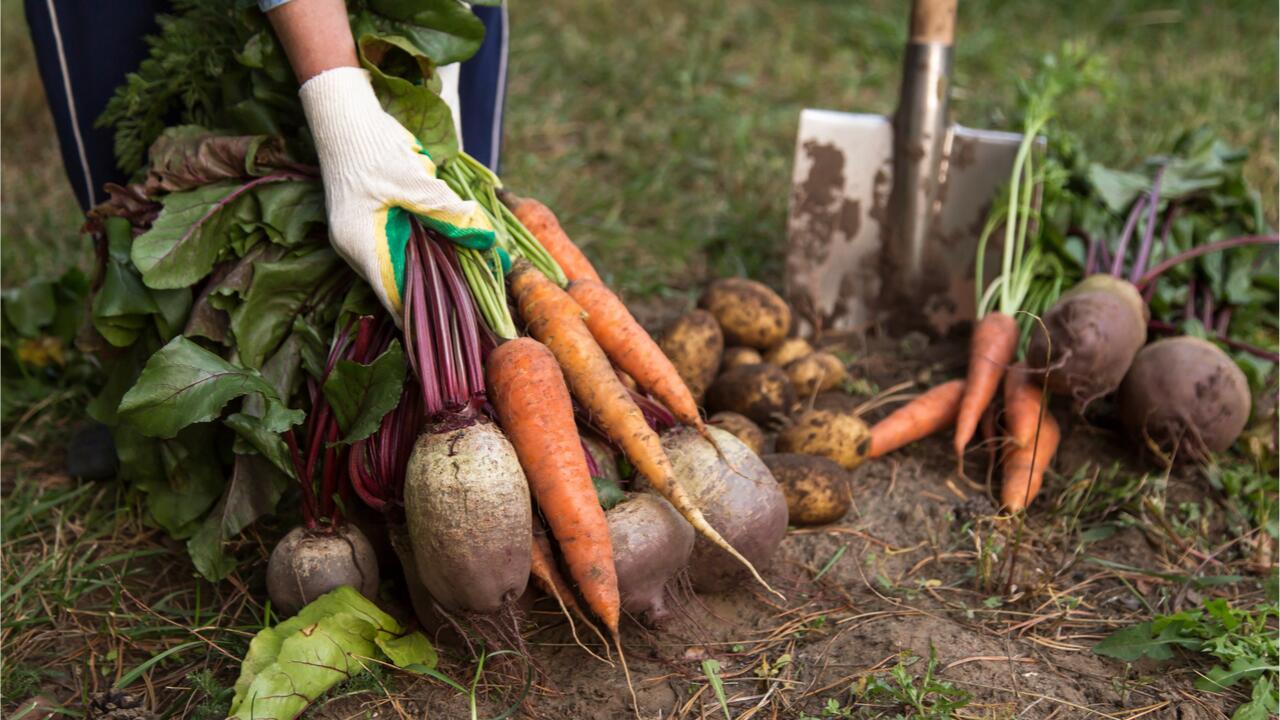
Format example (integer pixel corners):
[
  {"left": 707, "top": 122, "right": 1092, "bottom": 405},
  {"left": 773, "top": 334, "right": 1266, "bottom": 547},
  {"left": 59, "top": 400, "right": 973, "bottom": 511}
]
[{"left": 300, "top": 67, "right": 494, "bottom": 316}]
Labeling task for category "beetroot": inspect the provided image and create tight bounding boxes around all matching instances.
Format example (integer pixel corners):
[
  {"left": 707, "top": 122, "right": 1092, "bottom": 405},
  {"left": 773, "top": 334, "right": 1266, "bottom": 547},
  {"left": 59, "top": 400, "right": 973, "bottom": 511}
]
[
  {"left": 657, "top": 426, "right": 787, "bottom": 593},
  {"left": 606, "top": 493, "right": 694, "bottom": 624},
  {"left": 266, "top": 524, "right": 379, "bottom": 617},
  {"left": 1119, "top": 336, "right": 1251, "bottom": 459},
  {"left": 1027, "top": 274, "right": 1148, "bottom": 406},
  {"left": 403, "top": 418, "right": 532, "bottom": 614}
]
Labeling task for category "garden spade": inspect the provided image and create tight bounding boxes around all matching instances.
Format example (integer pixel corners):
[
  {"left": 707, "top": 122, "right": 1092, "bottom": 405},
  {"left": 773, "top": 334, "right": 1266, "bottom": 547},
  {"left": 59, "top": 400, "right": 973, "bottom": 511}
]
[{"left": 785, "top": 0, "right": 1024, "bottom": 338}]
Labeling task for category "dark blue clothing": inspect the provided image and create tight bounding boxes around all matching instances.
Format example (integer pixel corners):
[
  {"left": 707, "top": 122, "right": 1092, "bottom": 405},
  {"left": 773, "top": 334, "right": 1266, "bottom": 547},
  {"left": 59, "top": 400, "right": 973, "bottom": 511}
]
[{"left": 25, "top": 0, "right": 509, "bottom": 211}]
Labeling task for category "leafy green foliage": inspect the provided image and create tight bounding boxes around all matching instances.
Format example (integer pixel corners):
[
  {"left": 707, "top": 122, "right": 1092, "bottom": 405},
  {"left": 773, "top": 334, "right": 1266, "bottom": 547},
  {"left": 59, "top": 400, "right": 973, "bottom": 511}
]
[
  {"left": 118, "top": 336, "right": 301, "bottom": 439},
  {"left": 1095, "top": 600, "right": 1278, "bottom": 719},
  {"left": 591, "top": 474, "right": 626, "bottom": 510},
  {"left": 1, "top": 266, "right": 98, "bottom": 425},
  {"left": 229, "top": 586, "right": 435, "bottom": 720},
  {"left": 322, "top": 340, "right": 406, "bottom": 443},
  {"left": 98, "top": 0, "right": 486, "bottom": 172},
  {"left": 855, "top": 648, "right": 971, "bottom": 720}
]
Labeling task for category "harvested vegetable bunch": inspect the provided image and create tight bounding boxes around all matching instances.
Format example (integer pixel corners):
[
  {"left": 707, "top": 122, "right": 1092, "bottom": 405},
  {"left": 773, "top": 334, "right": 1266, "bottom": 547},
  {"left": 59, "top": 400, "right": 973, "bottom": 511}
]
[{"left": 79, "top": 0, "right": 535, "bottom": 580}]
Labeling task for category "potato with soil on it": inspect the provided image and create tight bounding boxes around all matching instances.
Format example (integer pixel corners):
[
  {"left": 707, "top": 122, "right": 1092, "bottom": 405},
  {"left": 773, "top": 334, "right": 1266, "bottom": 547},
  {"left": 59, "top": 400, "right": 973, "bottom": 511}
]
[
  {"left": 606, "top": 493, "right": 694, "bottom": 624},
  {"left": 658, "top": 309, "right": 724, "bottom": 402},
  {"left": 765, "top": 338, "right": 812, "bottom": 367},
  {"left": 763, "top": 453, "right": 852, "bottom": 526},
  {"left": 705, "top": 363, "right": 796, "bottom": 424},
  {"left": 698, "top": 278, "right": 791, "bottom": 349},
  {"left": 785, "top": 351, "right": 847, "bottom": 398},
  {"left": 266, "top": 524, "right": 379, "bottom": 617},
  {"left": 1119, "top": 336, "right": 1251, "bottom": 459},
  {"left": 657, "top": 426, "right": 787, "bottom": 592},
  {"left": 721, "top": 347, "right": 764, "bottom": 371},
  {"left": 708, "top": 411, "right": 765, "bottom": 455},
  {"left": 776, "top": 408, "right": 871, "bottom": 470}
]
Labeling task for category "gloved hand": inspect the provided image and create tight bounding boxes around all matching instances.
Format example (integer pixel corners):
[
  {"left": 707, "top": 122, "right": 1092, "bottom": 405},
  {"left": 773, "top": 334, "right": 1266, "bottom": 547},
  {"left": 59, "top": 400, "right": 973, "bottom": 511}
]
[{"left": 300, "top": 66, "right": 494, "bottom": 316}]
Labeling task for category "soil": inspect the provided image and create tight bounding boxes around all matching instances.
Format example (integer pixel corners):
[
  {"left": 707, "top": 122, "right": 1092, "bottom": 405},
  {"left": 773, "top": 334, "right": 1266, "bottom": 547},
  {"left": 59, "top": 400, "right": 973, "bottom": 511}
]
[{"left": 5, "top": 304, "right": 1264, "bottom": 720}]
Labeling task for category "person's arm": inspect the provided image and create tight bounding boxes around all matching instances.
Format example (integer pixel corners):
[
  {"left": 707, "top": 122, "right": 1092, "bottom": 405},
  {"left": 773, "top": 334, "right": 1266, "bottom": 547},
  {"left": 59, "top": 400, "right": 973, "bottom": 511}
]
[
  {"left": 265, "top": 0, "right": 359, "bottom": 83},
  {"left": 259, "top": 0, "right": 492, "bottom": 319}
]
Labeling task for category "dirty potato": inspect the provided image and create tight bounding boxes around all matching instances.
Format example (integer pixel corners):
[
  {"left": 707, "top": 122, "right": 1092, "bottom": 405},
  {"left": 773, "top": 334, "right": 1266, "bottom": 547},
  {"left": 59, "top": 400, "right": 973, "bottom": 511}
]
[
  {"left": 698, "top": 278, "right": 791, "bottom": 349},
  {"left": 785, "top": 352, "right": 847, "bottom": 398},
  {"left": 706, "top": 364, "right": 796, "bottom": 425},
  {"left": 765, "top": 338, "right": 812, "bottom": 367},
  {"left": 658, "top": 309, "right": 724, "bottom": 402},
  {"left": 762, "top": 453, "right": 852, "bottom": 526},
  {"left": 721, "top": 347, "right": 764, "bottom": 371},
  {"left": 708, "top": 411, "right": 765, "bottom": 455},
  {"left": 775, "top": 409, "right": 870, "bottom": 470}
]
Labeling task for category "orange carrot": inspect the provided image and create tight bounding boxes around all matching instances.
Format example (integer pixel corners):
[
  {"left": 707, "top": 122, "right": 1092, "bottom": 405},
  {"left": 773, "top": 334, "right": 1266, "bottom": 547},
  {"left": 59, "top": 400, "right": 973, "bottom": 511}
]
[
  {"left": 486, "top": 337, "right": 620, "bottom": 632},
  {"left": 567, "top": 279, "right": 703, "bottom": 431},
  {"left": 868, "top": 379, "right": 966, "bottom": 458},
  {"left": 530, "top": 522, "right": 611, "bottom": 664},
  {"left": 505, "top": 193, "right": 603, "bottom": 284},
  {"left": 509, "top": 262, "right": 779, "bottom": 599},
  {"left": 954, "top": 312, "right": 1019, "bottom": 459},
  {"left": 1001, "top": 364, "right": 1060, "bottom": 511}
]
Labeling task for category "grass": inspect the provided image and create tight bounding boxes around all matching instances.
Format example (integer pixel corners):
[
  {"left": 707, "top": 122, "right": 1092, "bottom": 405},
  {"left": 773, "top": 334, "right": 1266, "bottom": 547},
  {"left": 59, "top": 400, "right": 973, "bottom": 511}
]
[
  {"left": 502, "top": 0, "right": 1278, "bottom": 295},
  {"left": 2, "top": 1, "right": 1275, "bottom": 293},
  {"left": 0, "top": 473, "right": 261, "bottom": 713}
]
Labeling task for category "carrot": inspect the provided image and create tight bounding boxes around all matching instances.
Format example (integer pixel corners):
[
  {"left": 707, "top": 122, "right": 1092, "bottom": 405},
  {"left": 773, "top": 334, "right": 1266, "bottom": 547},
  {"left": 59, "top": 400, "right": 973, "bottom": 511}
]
[
  {"left": 1000, "top": 364, "right": 1060, "bottom": 511},
  {"left": 487, "top": 336, "right": 639, "bottom": 708},
  {"left": 953, "top": 312, "right": 1019, "bottom": 459},
  {"left": 509, "top": 263, "right": 780, "bottom": 600},
  {"left": 567, "top": 279, "right": 703, "bottom": 431},
  {"left": 505, "top": 193, "right": 603, "bottom": 284},
  {"left": 530, "top": 522, "right": 611, "bottom": 664},
  {"left": 486, "top": 337, "right": 620, "bottom": 632},
  {"left": 868, "top": 379, "right": 966, "bottom": 458}
]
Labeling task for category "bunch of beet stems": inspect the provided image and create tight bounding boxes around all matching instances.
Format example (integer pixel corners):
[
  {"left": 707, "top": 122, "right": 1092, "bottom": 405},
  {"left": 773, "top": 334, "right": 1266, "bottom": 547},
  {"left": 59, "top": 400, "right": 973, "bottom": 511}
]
[
  {"left": 1081, "top": 164, "right": 1279, "bottom": 362},
  {"left": 348, "top": 221, "right": 493, "bottom": 513},
  {"left": 285, "top": 315, "right": 394, "bottom": 528}
]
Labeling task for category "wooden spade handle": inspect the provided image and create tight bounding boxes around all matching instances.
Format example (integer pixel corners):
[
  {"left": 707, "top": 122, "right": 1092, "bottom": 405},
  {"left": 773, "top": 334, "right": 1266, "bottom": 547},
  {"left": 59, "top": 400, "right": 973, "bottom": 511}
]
[{"left": 910, "top": 0, "right": 957, "bottom": 45}]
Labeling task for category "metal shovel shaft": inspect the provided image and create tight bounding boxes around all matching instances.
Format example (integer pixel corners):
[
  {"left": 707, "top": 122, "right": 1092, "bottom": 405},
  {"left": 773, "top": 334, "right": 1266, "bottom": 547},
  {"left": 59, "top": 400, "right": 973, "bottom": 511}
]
[{"left": 885, "top": 0, "right": 957, "bottom": 299}]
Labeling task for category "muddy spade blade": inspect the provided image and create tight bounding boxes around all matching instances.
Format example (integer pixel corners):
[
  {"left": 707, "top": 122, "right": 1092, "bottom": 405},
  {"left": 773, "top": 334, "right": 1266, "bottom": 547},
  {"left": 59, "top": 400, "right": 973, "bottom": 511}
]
[{"left": 784, "top": 0, "right": 1024, "bottom": 339}]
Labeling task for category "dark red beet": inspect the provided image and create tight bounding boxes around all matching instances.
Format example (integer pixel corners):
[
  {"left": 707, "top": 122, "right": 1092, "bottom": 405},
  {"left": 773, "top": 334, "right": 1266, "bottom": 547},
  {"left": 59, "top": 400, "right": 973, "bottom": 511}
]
[
  {"left": 1119, "top": 336, "right": 1251, "bottom": 460},
  {"left": 1027, "top": 274, "right": 1148, "bottom": 407}
]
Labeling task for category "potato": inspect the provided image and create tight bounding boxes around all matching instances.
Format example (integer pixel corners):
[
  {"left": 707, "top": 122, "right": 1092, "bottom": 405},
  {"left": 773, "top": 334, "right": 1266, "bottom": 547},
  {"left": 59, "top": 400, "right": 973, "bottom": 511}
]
[
  {"left": 763, "top": 453, "right": 852, "bottom": 526},
  {"left": 765, "top": 338, "right": 812, "bottom": 367},
  {"left": 699, "top": 278, "right": 791, "bottom": 349},
  {"left": 721, "top": 347, "right": 764, "bottom": 371},
  {"left": 708, "top": 411, "right": 765, "bottom": 455},
  {"left": 706, "top": 364, "right": 796, "bottom": 424},
  {"left": 785, "top": 352, "right": 848, "bottom": 397},
  {"left": 775, "top": 408, "right": 871, "bottom": 470},
  {"left": 658, "top": 309, "right": 724, "bottom": 402}
]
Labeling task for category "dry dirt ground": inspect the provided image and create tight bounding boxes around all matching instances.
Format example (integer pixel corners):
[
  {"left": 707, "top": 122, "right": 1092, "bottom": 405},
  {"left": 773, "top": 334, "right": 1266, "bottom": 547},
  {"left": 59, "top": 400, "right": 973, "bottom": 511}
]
[{"left": 3, "top": 314, "right": 1271, "bottom": 720}]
